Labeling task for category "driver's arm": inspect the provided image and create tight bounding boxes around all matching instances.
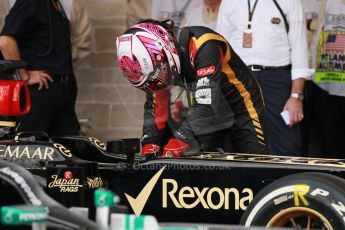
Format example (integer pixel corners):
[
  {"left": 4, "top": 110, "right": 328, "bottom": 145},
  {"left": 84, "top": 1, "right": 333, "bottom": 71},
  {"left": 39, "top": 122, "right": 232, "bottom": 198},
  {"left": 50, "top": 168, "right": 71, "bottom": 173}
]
[
  {"left": 163, "top": 40, "right": 235, "bottom": 156},
  {"left": 141, "top": 88, "right": 170, "bottom": 155}
]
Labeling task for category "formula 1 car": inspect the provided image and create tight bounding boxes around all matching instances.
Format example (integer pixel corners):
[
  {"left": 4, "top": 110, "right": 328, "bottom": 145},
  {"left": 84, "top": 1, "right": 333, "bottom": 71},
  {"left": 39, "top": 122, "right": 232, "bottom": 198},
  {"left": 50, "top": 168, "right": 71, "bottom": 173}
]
[
  {"left": 1, "top": 60, "right": 345, "bottom": 230},
  {"left": 0, "top": 160, "right": 99, "bottom": 229}
]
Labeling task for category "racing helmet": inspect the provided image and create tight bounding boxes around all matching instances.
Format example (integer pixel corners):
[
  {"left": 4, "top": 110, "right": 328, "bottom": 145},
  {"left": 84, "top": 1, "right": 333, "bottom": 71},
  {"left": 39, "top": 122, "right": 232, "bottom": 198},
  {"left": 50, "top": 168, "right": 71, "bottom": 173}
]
[{"left": 116, "top": 19, "right": 181, "bottom": 93}]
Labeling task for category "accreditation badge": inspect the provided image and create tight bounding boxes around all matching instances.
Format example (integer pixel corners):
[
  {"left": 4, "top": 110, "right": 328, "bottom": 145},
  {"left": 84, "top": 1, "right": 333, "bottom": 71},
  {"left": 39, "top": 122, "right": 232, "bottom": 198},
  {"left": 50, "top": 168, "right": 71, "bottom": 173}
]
[{"left": 243, "top": 29, "right": 253, "bottom": 48}]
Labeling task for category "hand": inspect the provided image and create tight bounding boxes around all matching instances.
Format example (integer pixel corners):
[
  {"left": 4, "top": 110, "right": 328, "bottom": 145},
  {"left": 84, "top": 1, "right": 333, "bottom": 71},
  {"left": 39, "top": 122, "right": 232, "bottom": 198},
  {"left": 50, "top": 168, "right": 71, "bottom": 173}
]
[
  {"left": 26, "top": 71, "right": 54, "bottom": 90},
  {"left": 141, "top": 143, "right": 161, "bottom": 157},
  {"left": 283, "top": 97, "right": 304, "bottom": 127},
  {"left": 162, "top": 138, "right": 190, "bottom": 158}
]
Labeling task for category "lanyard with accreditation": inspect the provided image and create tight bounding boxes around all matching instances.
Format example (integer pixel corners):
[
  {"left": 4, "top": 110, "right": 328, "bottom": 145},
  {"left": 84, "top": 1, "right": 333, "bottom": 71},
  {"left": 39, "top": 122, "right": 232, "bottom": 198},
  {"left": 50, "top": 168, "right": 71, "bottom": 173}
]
[
  {"left": 243, "top": 0, "right": 289, "bottom": 48},
  {"left": 243, "top": 0, "right": 259, "bottom": 48}
]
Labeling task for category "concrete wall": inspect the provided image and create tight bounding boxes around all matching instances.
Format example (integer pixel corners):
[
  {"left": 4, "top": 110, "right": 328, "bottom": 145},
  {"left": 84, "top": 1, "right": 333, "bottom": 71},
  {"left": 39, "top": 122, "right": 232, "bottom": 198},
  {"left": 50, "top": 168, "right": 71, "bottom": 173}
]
[
  {"left": 0, "top": 0, "right": 145, "bottom": 142},
  {"left": 76, "top": 0, "right": 145, "bottom": 142}
]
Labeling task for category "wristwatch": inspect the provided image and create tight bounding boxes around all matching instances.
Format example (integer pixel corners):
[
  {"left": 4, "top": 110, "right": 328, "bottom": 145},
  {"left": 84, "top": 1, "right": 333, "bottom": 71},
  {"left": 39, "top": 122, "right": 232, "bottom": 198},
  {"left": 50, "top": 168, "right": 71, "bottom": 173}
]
[{"left": 290, "top": 93, "right": 304, "bottom": 101}]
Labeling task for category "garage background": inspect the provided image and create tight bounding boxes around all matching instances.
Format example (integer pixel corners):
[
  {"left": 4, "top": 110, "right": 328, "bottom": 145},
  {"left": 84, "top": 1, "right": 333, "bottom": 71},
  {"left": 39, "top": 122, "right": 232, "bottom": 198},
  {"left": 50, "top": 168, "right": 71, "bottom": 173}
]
[{"left": 0, "top": 0, "right": 144, "bottom": 142}]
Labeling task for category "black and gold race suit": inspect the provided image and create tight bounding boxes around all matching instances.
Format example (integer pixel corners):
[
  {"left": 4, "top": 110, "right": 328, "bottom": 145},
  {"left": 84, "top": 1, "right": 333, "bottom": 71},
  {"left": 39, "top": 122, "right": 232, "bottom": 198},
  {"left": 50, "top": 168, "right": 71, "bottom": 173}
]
[{"left": 142, "top": 26, "right": 268, "bottom": 154}]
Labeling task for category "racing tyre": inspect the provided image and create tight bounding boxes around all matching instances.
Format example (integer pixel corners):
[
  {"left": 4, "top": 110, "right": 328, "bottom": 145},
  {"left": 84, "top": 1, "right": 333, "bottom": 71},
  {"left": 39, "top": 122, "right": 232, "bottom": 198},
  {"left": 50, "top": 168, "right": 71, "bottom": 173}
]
[{"left": 240, "top": 172, "right": 345, "bottom": 229}]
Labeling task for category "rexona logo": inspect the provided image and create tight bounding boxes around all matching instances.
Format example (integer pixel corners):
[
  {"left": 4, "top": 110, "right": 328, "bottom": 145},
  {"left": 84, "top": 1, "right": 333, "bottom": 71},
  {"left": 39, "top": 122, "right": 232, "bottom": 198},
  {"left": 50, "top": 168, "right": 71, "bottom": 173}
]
[
  {"left": 162, "top": 179, "right": 253, "bottom": 210},
  {"left": 125, "top": 167, "right": 253, "bottom": 216}
]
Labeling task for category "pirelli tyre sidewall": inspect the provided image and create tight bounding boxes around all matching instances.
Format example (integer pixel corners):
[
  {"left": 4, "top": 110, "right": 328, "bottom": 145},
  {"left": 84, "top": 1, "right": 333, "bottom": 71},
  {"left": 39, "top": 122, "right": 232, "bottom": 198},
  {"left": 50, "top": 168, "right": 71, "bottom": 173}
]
[{"left": 240, "top": 172, "right": 345, "bottom": 229}]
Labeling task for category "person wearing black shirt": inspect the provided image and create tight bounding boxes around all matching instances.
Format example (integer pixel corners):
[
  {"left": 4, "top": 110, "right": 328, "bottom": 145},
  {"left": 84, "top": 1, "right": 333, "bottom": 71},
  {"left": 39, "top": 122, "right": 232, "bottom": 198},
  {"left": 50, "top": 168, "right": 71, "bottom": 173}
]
[{"left": 0, "top": 0, "right": 80, "bottom": 135}]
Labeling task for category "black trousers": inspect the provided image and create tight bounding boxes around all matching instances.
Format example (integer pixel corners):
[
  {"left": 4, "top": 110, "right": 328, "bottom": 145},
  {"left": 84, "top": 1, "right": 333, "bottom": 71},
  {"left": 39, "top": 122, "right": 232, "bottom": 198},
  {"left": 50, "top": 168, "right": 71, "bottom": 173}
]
[
  {"left": 253, "top": 69, "right": 301, "bottom": 156},
  {"left": 301, "top": 81, "right": 323, "bottom": 157},
  {"left": 302, "top": 81, "right": 345, "bottom": 158},
  {"left": 17, "top": 74, "right": 80, "bottom": 136},
  {"left": 319, "top": 92, "right": 345, "bottom": 158}
]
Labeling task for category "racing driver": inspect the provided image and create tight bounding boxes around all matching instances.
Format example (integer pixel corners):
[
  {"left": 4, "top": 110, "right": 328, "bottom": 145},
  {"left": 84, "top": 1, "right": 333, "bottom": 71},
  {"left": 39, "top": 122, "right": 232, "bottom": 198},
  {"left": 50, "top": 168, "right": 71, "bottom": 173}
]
[{"left": 116, "top": 19, "right": 269, "bottom": 158}]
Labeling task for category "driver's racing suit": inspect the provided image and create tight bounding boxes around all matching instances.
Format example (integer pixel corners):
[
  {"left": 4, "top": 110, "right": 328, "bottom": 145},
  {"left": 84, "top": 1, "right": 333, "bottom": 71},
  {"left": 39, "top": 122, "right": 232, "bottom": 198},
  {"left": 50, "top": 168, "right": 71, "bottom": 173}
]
[{"left": 142, "top": 26, "right": 268, "bottom": 154}]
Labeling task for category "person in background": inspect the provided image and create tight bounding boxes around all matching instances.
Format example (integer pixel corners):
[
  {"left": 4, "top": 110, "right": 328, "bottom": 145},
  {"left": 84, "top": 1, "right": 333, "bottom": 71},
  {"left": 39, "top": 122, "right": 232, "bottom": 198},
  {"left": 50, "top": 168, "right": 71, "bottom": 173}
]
[
  {"left": 300, "top": 0, "right": 323, "bottom": 156},
  {"left": 0, "top": 0, "right": 80, "bottom": 136},
  {"left": 182, "top": 0, "right": 222, "bottom": 30},
  {"left": 60, "top": 0, "right": 91, "bottom": 105},
  {"left": 116, "top": 19, "right": 268, "bottom": 158},
  {"left": 152, "top": 0, "right": 203, "bottom": 26},
  {"left": 60, "top": 0, "right": 91, "bottom": 67},
  {"left": 6, "top": 0, "right": 92, "bottom": 67},
  {"left": 4, "top": 0, "right": 91, "bottom": 105},
  {"left": 127, "top": 0, "right": 203, "bottom": 29},
  {"left": 307, "top": 0, "right": 345, "bottom": 158},
  {"left": 216, "top": 0, "right": 313, "bottom": 156},
  {"left": 127, "top": 0, "right": 152, "bottom": 27}
]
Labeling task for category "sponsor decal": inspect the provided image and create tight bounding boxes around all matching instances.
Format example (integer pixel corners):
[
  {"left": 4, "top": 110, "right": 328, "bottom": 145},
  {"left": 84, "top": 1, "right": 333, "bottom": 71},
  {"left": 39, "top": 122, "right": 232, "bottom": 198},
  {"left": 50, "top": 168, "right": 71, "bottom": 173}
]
[
  {"left": 196, "top": 66, "right": 215, "bottom": 77},
  {"left": 195, "top": 88, "right": 212, "bottom": 105},
  {"left": 53, "top": 143, "right": 72, "bottom": 158},
  {"left": 168, "top": 40, "right": 176, "bottom": 51},
  {"left": 125, "top": 167, "right": 253, "bottom": 216},
  {"left": 89, "top": 137, "right": 106, "bottom": 151},
  {"left": 310, "top": 188, "right": 329, "bottom": 197},
  {"left": 0, "top": 145, "right": 55, "bottom": 160},
  {"left": 274, "top": 195, "right": 288, "bottom": 205},
  {"left": 332, "top": 201, "right": 345, "bottom": 223},
  {"left": 225, "top": 153, "right": 345, "bottom": 169},
  {"left": 48, "top": 173, "right": 83, "bottom": 193},
  {"left": 310, "top": 188, "right": 345, "bottom": 224},
  {"left": 150, "top": 63, "right": 168, "bottom": 81},
  {"left": 0, "top": 167, "right": 42, "bottom": 205},
  {"left": 125, "top": 167, "right": 166, "bottom": 216},
  {"left": 271, "top": 17, "right": 281, "bottom": 24},
  {"left": 293, "top": 185, "right": 309, "bottom": 206},
  {"left": 64, "top": 171, "right": 73, "bottom": 180},
  {"left": 163, "top": 179, "right": 253, "bottom": 210},
  {"left": 86, "top": 177, "right": 104, "bottom": 189},
  {"left": 244, "top": 186, "right": 331, "bottom": 227},
  {"left": 1, "top": 206, "right": 48, "bottom": 225},
  {"left": 196, "top": 77, "right": 210, "bottom": 88},
  {"left": 174, "top": 130, "right": 187, "bottom": 141},
  {"left": 118, "top": 36, "right": 131, "bottom": 42},
  {"left": 142, "top": 58, "right": 150, "bottom": 70},
  {"left": 89, "top": 137, "right": 107, "bottom": 151}
]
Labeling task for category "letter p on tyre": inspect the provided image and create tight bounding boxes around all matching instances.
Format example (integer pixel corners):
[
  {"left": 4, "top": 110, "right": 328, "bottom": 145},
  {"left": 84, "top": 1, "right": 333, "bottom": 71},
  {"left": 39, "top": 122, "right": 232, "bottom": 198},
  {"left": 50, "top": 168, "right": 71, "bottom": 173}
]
[{"left": 240, "top": 172, "right": 345, "bottom": 229}]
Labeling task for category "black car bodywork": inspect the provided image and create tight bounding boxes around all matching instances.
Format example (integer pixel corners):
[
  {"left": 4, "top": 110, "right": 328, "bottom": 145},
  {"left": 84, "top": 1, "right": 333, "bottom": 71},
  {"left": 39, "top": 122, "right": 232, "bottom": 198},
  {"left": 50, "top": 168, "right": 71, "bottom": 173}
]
[
  {"left": 1, "top": 60, "right": 345, "bottom": 229},
  {"left": 3, "top": 133, "right": 345, "bottom": 226}
]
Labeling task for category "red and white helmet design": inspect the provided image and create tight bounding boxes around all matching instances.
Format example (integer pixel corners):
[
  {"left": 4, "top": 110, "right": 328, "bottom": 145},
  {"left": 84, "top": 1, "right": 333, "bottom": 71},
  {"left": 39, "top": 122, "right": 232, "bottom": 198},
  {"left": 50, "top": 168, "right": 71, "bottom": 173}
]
[{"left": 116, "top": 22, "right": 181, "bottom": 93}]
